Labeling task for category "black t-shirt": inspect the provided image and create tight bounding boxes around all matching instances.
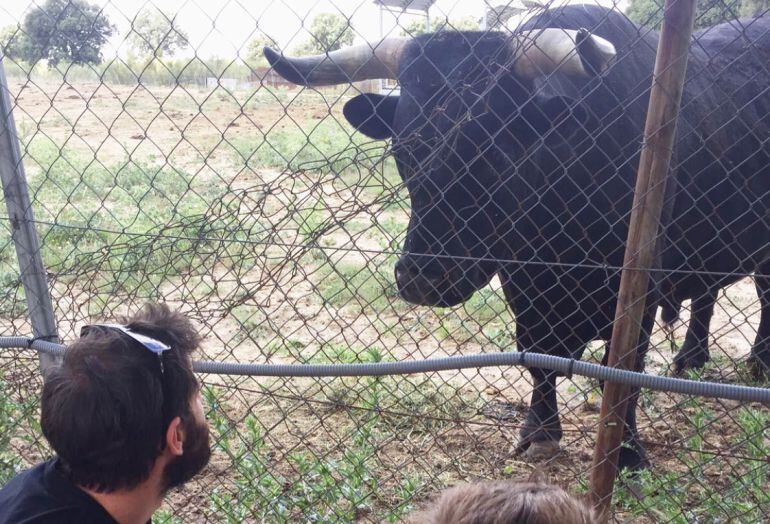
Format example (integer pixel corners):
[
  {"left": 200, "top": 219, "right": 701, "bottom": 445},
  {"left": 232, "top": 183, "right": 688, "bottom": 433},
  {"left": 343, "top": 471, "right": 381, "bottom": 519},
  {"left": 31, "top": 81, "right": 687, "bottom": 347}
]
[{"left": 0, "top": 459, "right": 117, "bottom": 524}]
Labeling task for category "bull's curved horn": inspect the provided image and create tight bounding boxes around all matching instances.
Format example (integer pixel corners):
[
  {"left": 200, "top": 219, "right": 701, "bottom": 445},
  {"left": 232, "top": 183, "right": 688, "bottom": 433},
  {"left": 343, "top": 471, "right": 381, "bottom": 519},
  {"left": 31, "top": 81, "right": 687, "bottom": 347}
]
[
  {"left": 512, "top": 28, "right": 616, "bottom": 79},
  {"left": 263, "top": 38, "right": 410, "bottom": 86}
]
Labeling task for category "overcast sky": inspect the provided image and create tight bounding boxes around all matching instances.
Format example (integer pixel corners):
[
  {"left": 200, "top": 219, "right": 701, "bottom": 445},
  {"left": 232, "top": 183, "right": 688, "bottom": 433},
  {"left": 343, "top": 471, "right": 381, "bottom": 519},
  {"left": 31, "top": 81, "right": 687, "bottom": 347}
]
[{"left": 0, "top": 0, "right": 626, "bottom": 59}]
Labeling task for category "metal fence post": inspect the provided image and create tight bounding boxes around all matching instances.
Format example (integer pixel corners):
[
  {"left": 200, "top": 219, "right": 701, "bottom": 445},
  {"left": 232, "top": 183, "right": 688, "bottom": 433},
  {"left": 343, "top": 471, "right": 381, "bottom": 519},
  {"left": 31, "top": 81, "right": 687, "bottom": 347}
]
[
  {"left": 0, "top": 59, "right": 59, "bottom": 372},
  {"left": 588, "top": 0, "right": 698, "bottom": 519}
]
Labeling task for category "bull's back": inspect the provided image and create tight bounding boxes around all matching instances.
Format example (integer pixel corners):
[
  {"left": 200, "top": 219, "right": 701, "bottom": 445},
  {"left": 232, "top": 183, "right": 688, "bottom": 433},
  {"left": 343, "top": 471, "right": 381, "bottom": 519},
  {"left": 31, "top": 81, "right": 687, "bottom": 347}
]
[{"left": 668, "top": 16, "right": 770, "bottom": 280}]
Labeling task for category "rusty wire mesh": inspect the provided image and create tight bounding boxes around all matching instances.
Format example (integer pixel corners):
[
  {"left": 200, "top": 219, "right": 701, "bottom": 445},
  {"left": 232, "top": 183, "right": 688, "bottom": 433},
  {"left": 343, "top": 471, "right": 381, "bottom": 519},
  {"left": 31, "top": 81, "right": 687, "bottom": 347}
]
[{"left": 1, "top": 0, "right": 769, "bottom": 522}]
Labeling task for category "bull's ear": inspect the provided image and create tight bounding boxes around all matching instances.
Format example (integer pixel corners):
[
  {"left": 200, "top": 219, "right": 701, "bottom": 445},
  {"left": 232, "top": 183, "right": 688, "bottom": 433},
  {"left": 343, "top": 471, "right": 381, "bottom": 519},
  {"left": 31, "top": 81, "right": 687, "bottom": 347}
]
[{"left": 343, "top": 94, "right": 399, "bottom": 139}]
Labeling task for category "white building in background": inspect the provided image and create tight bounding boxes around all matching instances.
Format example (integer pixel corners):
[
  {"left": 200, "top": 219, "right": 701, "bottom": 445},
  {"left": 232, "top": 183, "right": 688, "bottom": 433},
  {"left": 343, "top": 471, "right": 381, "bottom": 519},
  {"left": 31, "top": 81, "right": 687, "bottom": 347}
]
[
  {"left": 483, "top": 1, "right": 531, "bottom": 29},
  {"left": 206, "top": 77, "right": 238, "bottom": 91},
  {"left": 373, "top": 0, "right": 436, "bottom": 93}
]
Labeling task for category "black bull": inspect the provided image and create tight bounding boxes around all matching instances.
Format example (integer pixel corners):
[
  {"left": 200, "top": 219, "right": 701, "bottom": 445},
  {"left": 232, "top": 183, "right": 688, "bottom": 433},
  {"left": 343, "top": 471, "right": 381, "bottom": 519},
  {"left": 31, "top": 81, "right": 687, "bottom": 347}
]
[{"left": 266, "top": 5, "right": 770, "bottom": 469}]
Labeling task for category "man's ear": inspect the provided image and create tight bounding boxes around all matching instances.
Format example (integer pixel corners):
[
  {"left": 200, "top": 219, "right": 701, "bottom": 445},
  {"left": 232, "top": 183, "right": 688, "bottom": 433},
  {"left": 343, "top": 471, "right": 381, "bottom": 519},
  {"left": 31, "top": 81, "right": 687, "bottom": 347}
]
[
  {"left": 165, "top": 416, "right": 184, "bottom": 456},
  {"left": 343, "top": 93, "right": 399, "bottom": 139}
]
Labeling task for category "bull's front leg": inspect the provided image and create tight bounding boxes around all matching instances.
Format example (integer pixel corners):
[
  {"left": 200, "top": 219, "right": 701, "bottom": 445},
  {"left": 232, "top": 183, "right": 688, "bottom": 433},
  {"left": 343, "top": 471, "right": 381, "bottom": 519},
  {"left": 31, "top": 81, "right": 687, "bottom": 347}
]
[
  {"left": 518, "top": 366, "right": 563, "bottom": 459},
  {"left": 499, "top": 277, "right": 564, "bottom": 459},
  {"left": 672, "top": 288, "right": 718, "bottom": 374}
]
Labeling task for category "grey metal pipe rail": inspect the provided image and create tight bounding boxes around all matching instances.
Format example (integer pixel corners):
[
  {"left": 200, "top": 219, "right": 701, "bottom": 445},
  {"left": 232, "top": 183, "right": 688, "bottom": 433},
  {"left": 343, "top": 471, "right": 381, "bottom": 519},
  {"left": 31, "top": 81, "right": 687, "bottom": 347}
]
[{"left": 1, "top": 336, "right": 767, "bottom": 404}]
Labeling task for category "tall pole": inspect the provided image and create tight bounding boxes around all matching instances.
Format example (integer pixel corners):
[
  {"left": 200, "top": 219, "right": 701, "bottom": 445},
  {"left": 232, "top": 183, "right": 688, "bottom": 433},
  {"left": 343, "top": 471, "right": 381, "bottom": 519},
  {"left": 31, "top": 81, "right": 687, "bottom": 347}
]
[
  {"left": 0, "top": 60, "right": 59, "bottom": 372},
  {"left": 588, "top": 0, "right": 698, "bottom": 520}
]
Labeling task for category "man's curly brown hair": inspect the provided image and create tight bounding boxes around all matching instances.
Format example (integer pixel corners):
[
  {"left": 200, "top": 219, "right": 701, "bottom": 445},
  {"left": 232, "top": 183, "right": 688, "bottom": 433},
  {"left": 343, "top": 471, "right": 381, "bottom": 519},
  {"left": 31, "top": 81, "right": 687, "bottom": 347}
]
[{"left": 40, "top": 303, "right": 202, "bottom": 493}]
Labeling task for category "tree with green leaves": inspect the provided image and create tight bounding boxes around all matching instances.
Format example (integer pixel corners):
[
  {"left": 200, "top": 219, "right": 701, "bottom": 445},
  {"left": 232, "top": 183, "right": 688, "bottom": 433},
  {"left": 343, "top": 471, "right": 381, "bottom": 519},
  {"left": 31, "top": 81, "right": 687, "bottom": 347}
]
[
  {"left": 293, "top": 13, "right": 354, "bottom": 55},
  {"left": 0, "top": 25, "right": 25, "bottom": 60},
  {"left": 8, "top": 0, "right": 114, "bottom": 66},
  {"left": 128, "top": 8, "right": 189, "bottom": 59},
  {"left": 739, "top": 0, "right": 770, "bottom": 16},
  {"left": 245, "top": 33, "right": 279, "bottom": 68},
  {"left": 399, "top": 15, "right": 481, "bottom": 37},
  {"left": 627, "top": 0, "right": 769, "bottom": 29}
]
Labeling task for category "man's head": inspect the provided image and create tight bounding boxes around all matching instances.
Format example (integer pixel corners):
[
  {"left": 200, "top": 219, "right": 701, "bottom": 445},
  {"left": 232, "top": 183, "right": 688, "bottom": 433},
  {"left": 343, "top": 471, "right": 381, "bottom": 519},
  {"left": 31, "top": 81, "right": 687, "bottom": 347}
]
[
  {"left": 40, "top": 303, "right": 210, "bottom": 494},
  {"left": 410, "top": 473, "right": 597, "bottom": 524}
]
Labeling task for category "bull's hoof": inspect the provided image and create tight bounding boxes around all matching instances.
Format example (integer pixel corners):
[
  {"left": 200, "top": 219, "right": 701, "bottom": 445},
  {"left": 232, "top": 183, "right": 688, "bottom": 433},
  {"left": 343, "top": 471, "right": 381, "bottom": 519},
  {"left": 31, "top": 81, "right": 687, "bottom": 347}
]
[
  {"left": 672, "top": 343, "right": 709, "bottom": 376},
  {"left": 520, "top": 440, "right": 561, "bottom": 461},
  {"left": 747, "top": 354, "right": 770, "bottom": 382},
  {"left": 618, "top": 443, "right": 649, "bottom": 471}
]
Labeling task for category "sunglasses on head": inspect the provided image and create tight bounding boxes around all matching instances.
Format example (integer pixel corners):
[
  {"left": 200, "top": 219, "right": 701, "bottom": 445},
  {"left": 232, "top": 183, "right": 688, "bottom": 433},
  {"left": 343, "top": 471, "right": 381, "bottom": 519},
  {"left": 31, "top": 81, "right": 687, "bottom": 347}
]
[{"left": 80, "top": 323, "right": 170, "bottom": 373}]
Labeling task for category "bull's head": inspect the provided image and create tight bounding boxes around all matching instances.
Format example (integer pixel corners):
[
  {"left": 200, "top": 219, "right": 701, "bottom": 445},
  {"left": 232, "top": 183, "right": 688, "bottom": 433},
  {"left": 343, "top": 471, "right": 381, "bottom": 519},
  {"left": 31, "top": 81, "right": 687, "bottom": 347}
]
[{"left": 265, "top": 28, "right": 615, "bottom": 307}]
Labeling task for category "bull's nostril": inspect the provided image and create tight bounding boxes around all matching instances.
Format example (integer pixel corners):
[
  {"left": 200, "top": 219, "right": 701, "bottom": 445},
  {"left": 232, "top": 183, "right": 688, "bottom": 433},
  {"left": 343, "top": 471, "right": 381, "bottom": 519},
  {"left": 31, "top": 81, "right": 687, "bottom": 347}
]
[
  {"left": 394, "top": 260, "right": 407, "bottom": 282},
  {"left": 396, "top": 257, "right": 449, "bottom": 283}
]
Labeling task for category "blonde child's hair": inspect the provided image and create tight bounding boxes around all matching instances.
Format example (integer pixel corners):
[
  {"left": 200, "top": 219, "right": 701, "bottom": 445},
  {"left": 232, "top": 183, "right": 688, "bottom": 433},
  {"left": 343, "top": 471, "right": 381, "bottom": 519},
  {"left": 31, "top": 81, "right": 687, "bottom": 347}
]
[{"left": 408, "top": 471, "right": 598, "bottom": 524}]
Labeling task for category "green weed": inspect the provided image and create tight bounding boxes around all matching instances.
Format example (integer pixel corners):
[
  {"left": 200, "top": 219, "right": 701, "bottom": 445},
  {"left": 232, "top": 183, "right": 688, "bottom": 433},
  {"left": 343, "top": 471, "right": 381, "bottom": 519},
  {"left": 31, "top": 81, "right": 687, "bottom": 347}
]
[
  {"left": 613, "top": 403, "right": 770, "bottom": 522},
  {"left": 296, "top": 200, "right": 329, "bottom": 244},
  {"left": 229, "top": 119, "right": 387, "bottom": 175},
  {"left": 205, "top": 384, "right": 423, "bottom": 522},
  {"left": 0, "top": 373, "right": 44, "bottom": 484},
  {"left": 463, "top": 286, "right": 510, "bottom": 325},
  {"left": 306, "top": 343, "right": 386, "bottom": 365},
  {"left": 314, "top": 259, "right": 400, "bottom": 312}
]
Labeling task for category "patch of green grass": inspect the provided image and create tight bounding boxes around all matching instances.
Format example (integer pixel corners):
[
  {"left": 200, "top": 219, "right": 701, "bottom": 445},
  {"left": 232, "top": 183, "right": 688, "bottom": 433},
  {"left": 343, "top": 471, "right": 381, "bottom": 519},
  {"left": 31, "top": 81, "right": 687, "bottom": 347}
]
[
  {"left": 231, "top": 306, "right": 269, "bottom": 346},
  {"left": 431, "top": 286, "right": 512, "bottom": 345},
  {"left": 734, "top": 407, "right": 770, "bottom": 511},
  {"left": 613, "top": 403, "right": 770, "bottom": 522},
  {"left": 295, "top": 199, "right": 329, "bottom": 244},
  {"left": 0, "top": 373, "right": 43, "bottom": 484},
  {"left": 321, "top": 375, "right": 482, "bottom": 435},
  {"left": 304, "top": 343, "right": 387, "bottom": 365},
  {"left": 614, "top": 469, "right": 689, "bottom": 522},
  {"left": 152, "top": 510, "right": 183, "bottom": 524},
  {"left": 204, "top": 384, "right": 423, "bottom": 523},
  {"left": 314, "top": 258, "right": 401, "bottom": 312},
  {"left": 463, "top": 286, "right": 510, "bottom": 324},
  {"left": 435, "top": 314, "right": 455, "bottom": 342},
  {"left": 261, "top": 338, "right": 307, "bottom": 359},
  {"left": 371, "top": 214, "right": 408, "bottom": 249},
  {"left": 0, "top": 271, "right": 27, "bottom": 317},
  {"left": 484, "top": 325, "right": 517, "bottom": 351},
  {"left": 229, "top": 119, "right": 388, "bottom": 175},
  {"left": 735, "top": 358, "right": 770, "bottom": 386},
  {"left": 13, "top": 138, "right": 268, "bottom": 299},
  {"left": 26, "top": 139, "right": 215, "bottom": 221}
]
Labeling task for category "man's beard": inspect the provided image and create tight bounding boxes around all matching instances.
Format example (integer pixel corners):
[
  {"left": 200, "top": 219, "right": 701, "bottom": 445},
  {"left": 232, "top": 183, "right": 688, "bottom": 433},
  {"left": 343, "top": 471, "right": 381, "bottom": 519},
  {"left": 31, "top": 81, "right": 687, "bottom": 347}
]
[{"left": 162, "top": 416, "right": 211, "bottom": 493}]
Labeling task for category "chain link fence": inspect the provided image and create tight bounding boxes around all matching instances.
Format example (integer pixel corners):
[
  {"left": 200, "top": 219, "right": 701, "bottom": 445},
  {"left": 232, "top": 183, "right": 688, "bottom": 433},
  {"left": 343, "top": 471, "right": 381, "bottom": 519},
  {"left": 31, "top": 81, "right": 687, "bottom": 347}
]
[{"left": 1, "top": 0, "right": 769, "bottom": 522}]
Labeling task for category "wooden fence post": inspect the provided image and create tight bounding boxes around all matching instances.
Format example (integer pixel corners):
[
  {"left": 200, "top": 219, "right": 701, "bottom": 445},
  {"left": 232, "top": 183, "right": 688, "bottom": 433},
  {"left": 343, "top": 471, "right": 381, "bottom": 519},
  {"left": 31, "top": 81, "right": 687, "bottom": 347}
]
[{"left": 588, "top": 0, "right": 698, "bottom": 519}]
